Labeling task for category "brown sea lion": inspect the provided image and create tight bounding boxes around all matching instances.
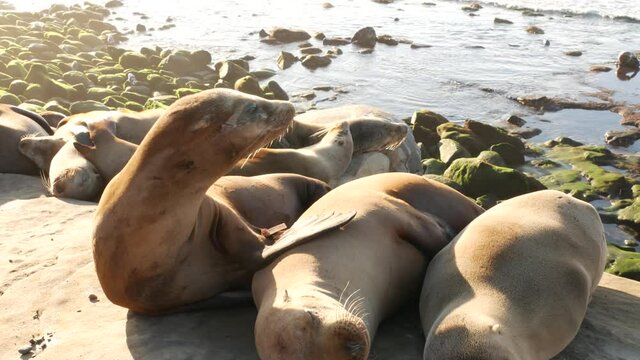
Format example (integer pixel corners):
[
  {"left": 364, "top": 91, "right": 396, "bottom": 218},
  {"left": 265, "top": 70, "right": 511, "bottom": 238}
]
[
  {"left": 0, "top": 104, "right": 53, "bottom": 175},
  {"left": 92, "top": 89, "right": 356, "bottom": 314},
  {"left": 228, "top": 121, "right": 353, "bottom": 186},
  {"left": 73, "top": 122, "right": 137, "bottom": 182},
  {"left": 252, "top": 173, "right": 484, "bottom": 360},
  {"left": 419, "top": 190, "right": 606, "bottom": 360}
]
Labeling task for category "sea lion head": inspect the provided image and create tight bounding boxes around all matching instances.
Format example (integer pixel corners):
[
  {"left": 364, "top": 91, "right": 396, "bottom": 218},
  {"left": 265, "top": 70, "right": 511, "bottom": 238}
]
[
  {"left": 48, "top": 140, "right": 104, "bottom": 201},
  {"left": 423, "top": 312, "right": 519, "bottom": 360},
  {"left": 18, "top": 135, "right": 66, "bottom": 174},
  {"left": 255, "top": 290, "right": 370, "bottom": 360},
  {"left": 140, "top": 89, "right": 295, "bottom": 176},
  {"left": 347, "top": 118, "right": 408, "bottom": 153}
]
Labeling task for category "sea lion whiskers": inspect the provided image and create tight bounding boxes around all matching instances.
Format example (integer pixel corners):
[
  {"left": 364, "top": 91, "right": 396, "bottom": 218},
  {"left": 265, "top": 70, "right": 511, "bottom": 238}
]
[{"left": 40, "top": 170, "right": 51, "bottom": 195}]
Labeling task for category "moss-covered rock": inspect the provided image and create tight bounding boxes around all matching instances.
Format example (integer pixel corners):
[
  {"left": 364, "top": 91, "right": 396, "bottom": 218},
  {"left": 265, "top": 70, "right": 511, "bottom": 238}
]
[
  {"left": 87, "top": 87, "right": 118, "bottom": 101},
  {"left": 465, "top": 119, "right": 524, "bottom": 151},
  {"left": 8, "top": 79, "right": 28, "bottom": 95},
  {"left": 436, "top": 122, "right": 486, "bottom": 155},
  {"left": 119, "top": 51, "right": 149, "bottom": 70},
  {"left": 489, "top": 143, "right": 525, "bottom": 166},
  {"left": 411, "top": 109, "right": 448, "bottom": 131},
  {"left": 618, "top": 197, "right": 640, "bottom": 227},
  {"left": 443, "top": 158, "right": 546, "bottom": 199},
  {"left": 144, "top": 95, "right": 177, "bottom": 110},
  {"left": 97, "top": 73, "right": 125, "bottom": 86},
  {"left": 476, "top": 193, "right": 498, "bottom": 209},
  {"left": 265, "top": 80, "right": 288, "bottom": 101},
  {"left": 0, "top": 90, "right": 20, "bottom": 105},
  {"left": 422, "top": 174, "right": 463, "bottom": 192},
  {"left": 78, "top": 31, "right": 103, "bottom": 48},
  {"left": 103, "top": 96, "right": 126, "bottom": 108},
  {"left": 43, "top": 100, "right": 70, "bottom": 115},
  {"left": 24, "top": 83, "right": 44, "bottom": 100},
  {"left": 606, "top": 243, "right": 640, "bottom": 281},
  {"left": 69, "top": 100, "right": 110, "bottom": 114},
  {"left": 439, "top": 138, "right": 470, "bottom": 165},
  {"left": 547, "top": 145, "right": 632, "bottom": 198},
  {"left": 477, "top": 150, "right": 506, "bottom": 167},
  {"left": 25, "top": 63, "right": 77, "bottom": 99},
  {"left": 234, "top": 75, "right": 263, "bottom": 97},
  {"left": 159, "top": 53, "right": 196, "bottom": 76},
  {"left": 539, "top": 169, "right": 597, "bottom": 201},
  {"left": 5, "top": 59, "right": 27, "bottom": 78},
  {"left": 62, "top": 71, "right": 90, "bottom": 86},
  {"left": 421, "top": 158, "right": 446, "bottom": 175},
  {"left": 120, "top": 91, "right": 148, "bottom": 104}
]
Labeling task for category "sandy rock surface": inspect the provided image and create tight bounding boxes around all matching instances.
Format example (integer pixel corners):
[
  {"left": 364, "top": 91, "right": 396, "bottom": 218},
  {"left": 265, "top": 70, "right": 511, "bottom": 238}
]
[{"left": 0, "top": 173, "right": 638, "bottom": 359}]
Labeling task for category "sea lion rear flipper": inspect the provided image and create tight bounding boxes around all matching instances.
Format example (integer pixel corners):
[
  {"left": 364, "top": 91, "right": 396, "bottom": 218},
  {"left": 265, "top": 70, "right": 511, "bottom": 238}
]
[{"left": 261, "top": 210, "right": 357, "bottom": 260}]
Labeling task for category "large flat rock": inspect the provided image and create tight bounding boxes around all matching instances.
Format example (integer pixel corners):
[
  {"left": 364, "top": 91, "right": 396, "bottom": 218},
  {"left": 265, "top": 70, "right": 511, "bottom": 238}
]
[{"left": 0, "top": 174, "right": 638, "bottom": 359}]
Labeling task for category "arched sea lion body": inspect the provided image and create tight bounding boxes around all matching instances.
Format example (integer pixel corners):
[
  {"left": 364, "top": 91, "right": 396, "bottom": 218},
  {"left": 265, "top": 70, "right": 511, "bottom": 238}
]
[
  {"left": 419, "top": 190, "right": 606, "bottom": 360},
  {"left": 92, "top": 89, "right": 356, "bottom": 314},
  {"left": 252, "top": 173, "right": 484, "bottom": 360},
  {"left": 228, "top": 121, "right": 353, "bottom": 186},
  {"left": 0, "top": 105, "right": 53, "bottom": 175}
]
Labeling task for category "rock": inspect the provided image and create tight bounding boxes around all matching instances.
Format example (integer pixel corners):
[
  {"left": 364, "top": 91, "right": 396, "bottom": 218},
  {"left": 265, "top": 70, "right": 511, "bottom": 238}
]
[
  {"left": 300, "top": 47, "right": 323, "bottom": 55},
  {"left": 494, "top": 17, "right": 513, "bottom": 24},
  {"left": 443, "top": 158, "right": 545, "bottom": 199},
  {"left": 322, "top": 2, "right": 334, "bottom": 9},
  {"left": 119, "top": 52, "right": 149, "bottom": 69},
  {"left": 475, "top": 193, "right": 498, "bottom": 209},
  {"left": 422, "top": 174, "right": 463, "bottom": 192},
  {"left": 477, "top": 150, "right": 506, "bottom": 167},
  {"left": 144, "top": 95, "right": 177, "bottom": 110},
  {"left": 565, "top": 50, "right": 583, "bottom": 57},
  {"left": 277, "top": 51, "right": 298, "bottom": 70},
  {"left": 411, "top": 109, "right": 449, "bottom": 131},
  {"left": 258, "top": 29, "right": 268, "bottom": 37},
  {"left": 543, "top": 39, "right": 551, "bottom": 46},
  {"left": 88, "top": 19, "right": 117, "bottom": 33},
  {"left": 190, "top": 50, "right": 212, "bottom": 68},
  {"left": 506, "top": 115, "right": 526, "bottom": 126},
  {"left": 219, "top": 61, "right": 249, "bottom": 84},
  {"left": 136, "top": 24, "right": 146, "bottom": 32},
  {"left": 462, "top": 3, "right": 482, "bottom": 11},
  {"left": 539, "top": 169, "right": 597, "bottom": 201},
  {"left": 437, "top": 122, "right": 486, "bottom": 156},
  {"left": 606, "top": 244, "right": 640, "bottom": 281},
  {"left": 89, "top": 294, "right": 98, "bottom": 302},
  {"left": 314, "top": 32, "right": 326, "bottom": 40},
  {"left": 465, "top": 119, "right": 524, "bottom": 151},
  {"left": 0, "top": 90, "right": 20, "bottom": 105},
  {"left": 6, "top": 60, "right": 27, "bottom": 79},
  {"left": 301, "top": 55, "right": 332, "bottom": 69},
  {"left": 439, "top": 138, "right": 471, "bottom": 165},
  {"left": 545, "top": 136, "right": 584, "bottom": 147},
  {"left": 105, "top": 0, "right": 123, "bottom": 7},
  {"left": 159, "top": 54, "right": 196, "bottom": 76},
  {"left": 412, "top": 126, "right": 439, "bottom": 157},
  {"left": 323, "top": 37, "right": 351, "bottom": 46},
  {"left": 120, "top": 91, "right": 148, "bottom": 104},
  {"left": 18, "top": 345, "right": 32, "bottom": 355},
  {"left": 526, "top": 26, "right": 544, "bottom": 34},
  {"left": 214, "top": 80, "right": 232, "bottom": 89},
  {"left": 604, "top": 128, "right": 640, "bottom": 147},
  {"left": 359, "top": 48, "right": 374, "bottom": 54},
  {"left": 269, "top": 28, "right": 311, "bottom": 43},
  {"left": 352, "top": 27, "right": 377, "bottom": 48},
  {"left": 625, "top": 239, "right": 639, "bottom": 247},
  {"left": 377, "top": 35, "right": 398, "bottom": 46},
  {"left": 410, "top": 43, "right": 432, "bottom": 49},
  {"left": 87, "top": 87, "right": 118, "bottom": 101},
  {"left": 591, "top": 65, "right": 612, "bottom": 72},
  {"left": 78, "top": 32, "right": 103, "bottom": 47},
  {"left": 421, "top": 158, "right": 446, "bottom": 175},
  {"left": 489, "top": 143, "right": 524, "bottom": 166},
  {"left": 265, "top": 81, "right": 288, "bottom": 101},
  {"left": 8, "top": 80, "right": 28, "bottom": 95},
  {"left": 234, "top": 76, "right": 263, "bottom": 97},
  {"left": 25, "top": 63, "right": 77, "bottom": 100},
  {"left": 69, "top": 100, "right": 111, "bottom": 114},
  {"left": 327, "top": 47, "right": 343, "bottom": 56},
  {"left": 617, "top": 51, "right": 639, "bottom": 69},
  {"left": 508, "top": 127, "right": 542, "bottom": 139},
  {"left": 175, "top": 88, "right": 201, "bottom": 98}
]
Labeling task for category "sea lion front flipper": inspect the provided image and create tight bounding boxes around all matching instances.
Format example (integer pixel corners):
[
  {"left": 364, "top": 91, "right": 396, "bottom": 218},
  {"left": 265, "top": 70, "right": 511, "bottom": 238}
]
[{"left": 261, "top": 210, "right": 357, "bottom": 260}]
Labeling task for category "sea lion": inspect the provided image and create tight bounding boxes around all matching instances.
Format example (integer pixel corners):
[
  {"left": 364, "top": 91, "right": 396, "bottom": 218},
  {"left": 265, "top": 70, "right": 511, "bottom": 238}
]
[
  {"left": 0, "top": 104, "right": 53, "bottom": 175},
  {"left": 285, "top": 116, "right": 407, "bottom": 154},
  {"left": 292, "top": 105, "right": 421, "bottom": 173},
  {"left": 252, "top": 173, "right": 484, "bottom": 360},
  {"left": 73, "top": 122, "right": 137, "bottom": 182},
  {"left": 419, "top": 190, "right": 606, "bottom": 360},
  {"left": 18, "top": 109, "right": 164, "bottom": 174},
  {"left": 92, "top": 89, "right": 356, "bottom": 314},
  {"left": 48, "top": 140, "right": 104, "bottom": 201},
  {"left": 228, "top": 121, "right": 353, "bottom": 186}
]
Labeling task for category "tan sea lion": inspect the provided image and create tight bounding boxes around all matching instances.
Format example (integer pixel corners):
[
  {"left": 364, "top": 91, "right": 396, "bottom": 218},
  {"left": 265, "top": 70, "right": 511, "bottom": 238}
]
[
  {"left": 92, "top": 89, "right": 356, "bottom": 315},
  {"left": 419, "top": 190, "right": 606, "bottom": 360},
  {"left": 252, "top": 173, "right": 484, "bottom": 360},
  {"left": 18, "top": 109, "right": 164, "bottom": 174},
  {"left": 73, "top": 122, "right": 137, "bottom": 182},
  {"left": 228, "top": 121, "right": 353, "bottom": 186},
  {"left": 0, "top": 104, "right": 53, "bottom": 175},
  {"left": 48, "top": 140, "right": 104, "bottom": 201}
]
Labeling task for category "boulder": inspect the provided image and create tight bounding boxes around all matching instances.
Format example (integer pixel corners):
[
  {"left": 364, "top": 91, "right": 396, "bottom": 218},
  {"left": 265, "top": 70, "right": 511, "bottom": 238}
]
[
  {"left": 119, "top": 52, "right": 149, "bottom": 69},
  {"left": 277, "top": 51, "right": 298, "bottom": 70},
  {"left": 69, "top": 100, "right": 111, "bottom": 114},
  {"left": 439, "top": 138, "right": 470, "bottom": 165},
  {"left": 268, "top": 28, "right": 311, "bottom": 43},
  {"left": 352, "top": 26, "right": 376, "bottom": 48},
  {"left": 234, "top": 76, "right": 263, "bottom": 97}
]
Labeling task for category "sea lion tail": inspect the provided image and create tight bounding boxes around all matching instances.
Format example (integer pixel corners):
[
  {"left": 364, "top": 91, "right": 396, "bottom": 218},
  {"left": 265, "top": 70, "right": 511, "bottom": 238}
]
[{"left": 10, "top": 106, "right": 54, "bottom": 135}]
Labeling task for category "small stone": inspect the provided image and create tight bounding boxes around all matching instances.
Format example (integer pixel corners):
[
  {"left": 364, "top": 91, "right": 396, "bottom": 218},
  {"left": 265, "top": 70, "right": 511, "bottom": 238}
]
[
  {"left": 323, "top": 37, "right": 350, "bottom": 46},
  {"left": 543, "top": 39, "right": 551, "bottom": 46},
  {"left": 300, "top": 47, "right": 323, "bottom": 55},
  {"left": 18, "top": 345, "right": 32, "bottom": 355},
  {"left": 277, "top": 51, "right": 298, "bottom": 70},
  {"left": 136, "top": 24, "right": 146, "bottom": 32},
  {"left": 506, "top": 115, "right": 526, "bottom": 127},
  {"left": 322, "top": 2, "right": 334, "bottom": 9},
  {"left": 352, "top": 27, "right": 377, "bottom": 48},
  {"left": 88, "top": 294, "right": 98, "bottom": 302},
  {"left": 526, "top": 26, "right": 544, "bottom": 34},
  {"left": 411, "top": 43, "right": 432, "bottom": 49},
  {"left": 494, "top": 17, "right": 513, "bottom": 24},
  {"left": 301, "top": 55, "right": 332, "bottom": 69},
  {"left": 377, "top": 35, "right": 398, "bottom": 46},
  {"left": 359, "top": 48, "right": 374, "bottom": 54},
  {"left": 565, "top": 50, "right": 583, "bottom": 57},
  {"left": 590, "top": 65, "right": 612, "bottom": 72}
]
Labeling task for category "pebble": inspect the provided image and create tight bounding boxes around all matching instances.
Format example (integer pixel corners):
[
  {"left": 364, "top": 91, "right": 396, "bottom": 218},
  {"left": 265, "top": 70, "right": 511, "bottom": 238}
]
[
  {"left": 18, "top": 345, "right": 32, "bottom": 355},
  {"left": 624, "top": 239, "right": 639, "bottom": 247},
  {"left": 88, "top": 294, "right": 98, "bottom": 302}
]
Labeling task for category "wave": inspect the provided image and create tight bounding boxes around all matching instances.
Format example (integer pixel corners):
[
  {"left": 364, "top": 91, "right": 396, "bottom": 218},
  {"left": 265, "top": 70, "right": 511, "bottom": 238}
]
[{"left": 439, "top": 0, "right": 640, "bottom": 24}]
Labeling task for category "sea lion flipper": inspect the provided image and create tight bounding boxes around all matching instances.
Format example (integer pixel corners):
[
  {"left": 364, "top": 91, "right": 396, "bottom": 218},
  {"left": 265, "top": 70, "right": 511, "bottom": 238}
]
[{"left": 261, "top": 210, "right": 357, "bottom": 260}]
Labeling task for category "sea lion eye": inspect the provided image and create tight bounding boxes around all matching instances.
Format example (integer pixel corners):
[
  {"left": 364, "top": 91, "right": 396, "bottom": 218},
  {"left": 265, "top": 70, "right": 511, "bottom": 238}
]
[{"left": 246, "top": 103, "right": 258, "bottom": 114}]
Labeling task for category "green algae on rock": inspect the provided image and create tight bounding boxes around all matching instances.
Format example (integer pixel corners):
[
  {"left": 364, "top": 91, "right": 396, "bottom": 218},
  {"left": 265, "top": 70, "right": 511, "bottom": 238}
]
[
  {"left": 606, "top": 243, "right": 640, "bottom": 281},
  {"left": 411, "top": 109, "right": 448, "bottom": 131},
  {"left": 421, "top": 158, "right": 446, "bottom": 175},
  {"left": 443, "top": 157, "right": 545, "bottom": 199}
]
